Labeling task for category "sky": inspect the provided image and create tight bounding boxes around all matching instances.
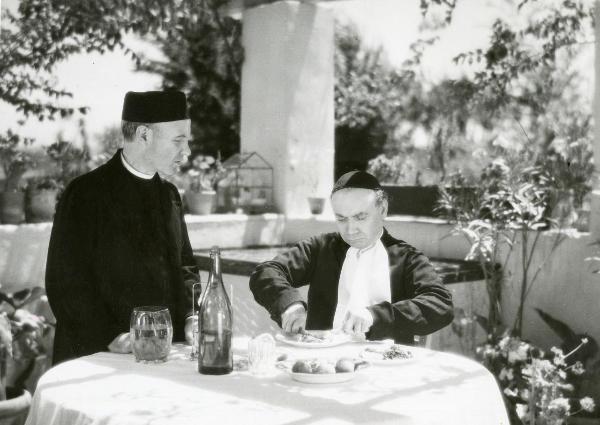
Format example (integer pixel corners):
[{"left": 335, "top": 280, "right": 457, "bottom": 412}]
[{"left": 0, "top": 0, "right": 594, "bottom": 150}]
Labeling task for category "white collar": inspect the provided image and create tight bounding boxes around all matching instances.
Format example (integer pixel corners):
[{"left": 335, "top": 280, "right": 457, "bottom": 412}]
[{"left": 121, "top": 152, "right": 154, "bottom": 180}]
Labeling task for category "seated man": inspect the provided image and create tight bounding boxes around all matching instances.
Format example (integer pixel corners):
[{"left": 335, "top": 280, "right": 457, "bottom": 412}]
[{"left": 250, "top": 171, "right": 453, "bottom": 344}]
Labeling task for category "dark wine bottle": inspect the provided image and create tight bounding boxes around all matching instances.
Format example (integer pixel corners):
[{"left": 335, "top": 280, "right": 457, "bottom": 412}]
[{"left": 198, "top": 246, "right": 233, "bottom": 375}]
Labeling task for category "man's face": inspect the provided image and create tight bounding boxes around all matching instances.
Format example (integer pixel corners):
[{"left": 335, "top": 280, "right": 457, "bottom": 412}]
[
  {"left": 331, "top": 188, "right": 387, "bottom": 249},
  {"left": 146, "top": 119, "right": 191, "bottom": 176}
]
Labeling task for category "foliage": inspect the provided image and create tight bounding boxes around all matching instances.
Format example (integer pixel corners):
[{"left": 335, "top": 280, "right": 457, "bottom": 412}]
[
  {"left": 185, "top": 154, "right": 226, "bottom": 192},
  {"left": 0, "top": 130, "right": 35, "bottom": 192},
  {"left": 437, "top": 157, "right": 567, "bottom": 337},
  {"left": 367, "top": 154, "right": 416, "bottom": 186},
  {"left": 0, "top": 289, "right": 52, "bottom": 401},
  {"left": 1, "top": 0, "right": 237, "bottom": 121},
  {"left": 478, "top": 333, "right": 596, "bottom": 424},
  {"left": 137, "top": 1, "right": 243, "bottom": 159},
  {"left": 334, "top": 23, "right": 409, "bottom": 176},
  {"left": 45, "top": 140, "right": 89, "bottom": 189},
  {"left": 89, "top": 125, "right": 123, "bottom": 171}
]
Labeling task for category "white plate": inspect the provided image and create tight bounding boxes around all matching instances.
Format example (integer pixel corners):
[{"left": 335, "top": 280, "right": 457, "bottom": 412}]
[
  {"left": 359, "top": 347, "right": 415, "bottom": 365},
  {"left": 289, "top": 370, "right": 356, "bottom": 384},
  {"left": 275, "top": 332, "right": 352, "bottom": 348}
]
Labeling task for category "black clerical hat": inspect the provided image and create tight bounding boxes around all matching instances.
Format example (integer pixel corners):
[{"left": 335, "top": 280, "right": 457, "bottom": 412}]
[
  {"left": 332, "top": 170, "right": 382, "bottom": 194},
  {"left": 121, "top": 91, "right": 189, "bottom": 123}
]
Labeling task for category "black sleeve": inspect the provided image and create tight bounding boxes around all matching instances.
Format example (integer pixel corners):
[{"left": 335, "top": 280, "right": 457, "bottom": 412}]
[
  {"left": 45, "top": 181, "right": 118, "bottom": 353},
  {"left": 367, "top": 250, "right": 454, "bottom": 336},
  {"left": 178, "top": 194, "right": 199, "bottom": 319},
  {"left": 249, "top": 237, "right": 320, "bottom": 325}
]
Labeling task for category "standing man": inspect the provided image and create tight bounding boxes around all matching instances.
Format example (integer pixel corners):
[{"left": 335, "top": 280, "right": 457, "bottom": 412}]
[
  {"left": 250, "top": 171, "right": 453, "bottom": 344},
  {"left": 46, "top": 91, "right": 199, "bottom": 364}
]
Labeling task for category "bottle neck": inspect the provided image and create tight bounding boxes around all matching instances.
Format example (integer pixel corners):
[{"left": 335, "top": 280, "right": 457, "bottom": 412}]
[{"left": 209, "top": 252, "right": 222, "bottom": 286}]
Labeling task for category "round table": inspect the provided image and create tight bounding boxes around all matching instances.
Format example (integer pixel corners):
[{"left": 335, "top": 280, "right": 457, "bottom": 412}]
[{"left": 25, "top": 338, "right": 509, "bottom": 425}]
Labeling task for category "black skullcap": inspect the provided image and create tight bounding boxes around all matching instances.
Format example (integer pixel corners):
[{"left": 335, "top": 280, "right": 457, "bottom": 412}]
[
  {"left": 332, "top": 170, "right": 382, "bottom": 194},
  {"left": 121, "top": 91, "right": 189, "bottom": 123}
]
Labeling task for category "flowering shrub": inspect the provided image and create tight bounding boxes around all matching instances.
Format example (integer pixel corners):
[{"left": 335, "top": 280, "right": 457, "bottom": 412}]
[
  {"left": 477, "top": 334, "right": 596, "bottom": 424},
  {"left": 186, "top": 155, "right": 226, "bottom": 192}
]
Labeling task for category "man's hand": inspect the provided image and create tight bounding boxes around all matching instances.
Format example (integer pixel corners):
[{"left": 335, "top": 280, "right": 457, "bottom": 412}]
[
  {"left": 342, "top": 308, "right": 374, "bottom": 335},
  {"left": 281, "top": 302, "right": 307, "bottom": 334},
  {"left": 184, "top": 316, "right": 197, "bottom": 345},
  {"left": 108, "top": 332, "right": 132, "bottom": 353}
]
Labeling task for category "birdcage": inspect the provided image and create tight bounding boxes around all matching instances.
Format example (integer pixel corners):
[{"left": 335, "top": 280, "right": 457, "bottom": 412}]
[{"left": 216, "top": 152, "right": 274, "bottom": 214}]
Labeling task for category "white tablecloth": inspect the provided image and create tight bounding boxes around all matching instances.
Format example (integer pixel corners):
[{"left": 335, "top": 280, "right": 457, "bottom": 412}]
[{"left": 26, "top": 339, "right": 509, "bottom": 425}]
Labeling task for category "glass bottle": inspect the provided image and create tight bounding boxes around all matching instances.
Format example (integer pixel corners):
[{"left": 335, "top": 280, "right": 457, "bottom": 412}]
[{"left": 198, "top": 246, "right": 233, "bottom": 375}]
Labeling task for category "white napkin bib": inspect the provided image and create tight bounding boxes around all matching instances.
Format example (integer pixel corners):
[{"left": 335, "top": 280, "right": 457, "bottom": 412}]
[{"left": 332, "top": 237, "right": 391, "bottom": 329}]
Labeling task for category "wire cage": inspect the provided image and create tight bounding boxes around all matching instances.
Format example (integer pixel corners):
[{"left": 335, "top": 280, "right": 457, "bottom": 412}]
[{"left": 216, "top": 152, "right": 274, "bottom": 214}]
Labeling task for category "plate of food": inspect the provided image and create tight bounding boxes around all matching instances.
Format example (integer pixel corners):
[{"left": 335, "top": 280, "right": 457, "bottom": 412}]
[
  {"left": 275, "top": 330, "right": 352, "bottom": 348},
  {"left": 278, "top": 357, "right": 368, "bottom": 384},
  {"left": 359, "top": 344, "right": 414, "bottom": 365}
]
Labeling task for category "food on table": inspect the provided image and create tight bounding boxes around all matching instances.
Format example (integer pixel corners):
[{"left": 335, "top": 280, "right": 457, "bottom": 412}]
[
  {"left": 314, "top": 363, "right": 336, "bottom": 374},
  {"left": 363, "top": 344, "right": 413, "bottom": 361},
  {"left": 291, "top": 330, "right": 331, "bottom": 343},
  {"left": 292, "top": 360, "right": 313, "bottom": 373},
  {"left": 335, "top": 358, "right": 355, "bottom": 373},
  {"left": 290, "top": 357, "right": 359, "bottom": 374}
]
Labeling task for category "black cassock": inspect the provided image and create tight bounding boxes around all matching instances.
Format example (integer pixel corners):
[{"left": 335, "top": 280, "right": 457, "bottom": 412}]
[
  {"left": 249, "top": 230, "right": 454, "bottom": 345},
  {"left": 46, "top": 150, "right": 198, "bottom": 364}
]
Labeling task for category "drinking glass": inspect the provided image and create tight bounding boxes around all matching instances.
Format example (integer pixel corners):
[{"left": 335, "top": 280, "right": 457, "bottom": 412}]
[
  {"left": 190, "top": 281, "right": 203, "bottom": 360},
  {"left": 248, "top": 333, "right": 276, "bottom": 375},
  {"left": 130, "top": 306, "right": 173, "bottom": 363}
]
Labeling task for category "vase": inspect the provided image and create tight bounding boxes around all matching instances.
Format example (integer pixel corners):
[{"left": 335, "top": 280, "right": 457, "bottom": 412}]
[
  {"left": 185, "top": 191, "right": 217, "bottom": 215},
  {"left": 0, "top": 387, "right": 32, "bottom": 424},
  {"left": 26, "top": 189, "right": 59, "bottom": 223},
  {"left": 307, "top": 197, "right": 325, "bottom": 215},
  {"left": 0, "top": 192, "right": 26, "bottom": 224}
]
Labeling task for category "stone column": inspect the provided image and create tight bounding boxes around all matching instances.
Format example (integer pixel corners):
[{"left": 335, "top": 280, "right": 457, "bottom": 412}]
[
  {"left": 592, "top": 0, "right": 600, "bottom": 237},
  {"left": 240, "top": 1, "right": 334, "bottom": 216}
]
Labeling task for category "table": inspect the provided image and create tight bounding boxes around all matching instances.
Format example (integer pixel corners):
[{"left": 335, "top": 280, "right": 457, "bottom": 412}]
[{"left": 26, "top": 339, "right": 509, "bottom": 425}]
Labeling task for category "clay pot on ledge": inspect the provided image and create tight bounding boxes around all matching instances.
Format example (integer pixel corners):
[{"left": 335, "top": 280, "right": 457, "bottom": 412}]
[
  {"left": 185, "top": 191, "right": 217, "bottom": 215},
  {"left": 26, "top": 189, "right": 59, "bottom": 223},
  {"left": 0, "top": 192, "right": 26, "bottom": 224},
  {"left": 307, "top": 197, "right": 326, "bottom": 215}
]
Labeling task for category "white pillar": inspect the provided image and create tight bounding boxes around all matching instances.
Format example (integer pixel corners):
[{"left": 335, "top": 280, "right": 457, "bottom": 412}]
[
  {"left": 240, "top": 1, "right": 335, "bottom": 216},
  {"left": 592, "top": 1, "right": 600, "bottom": 237}
]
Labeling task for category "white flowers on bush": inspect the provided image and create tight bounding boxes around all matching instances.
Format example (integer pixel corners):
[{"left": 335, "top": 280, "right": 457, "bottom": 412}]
[{"left": 580, "top": 396, "right": 595, "bottom": 413}]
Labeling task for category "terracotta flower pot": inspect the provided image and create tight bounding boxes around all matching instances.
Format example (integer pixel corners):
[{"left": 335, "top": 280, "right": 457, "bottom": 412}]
[
  {"left": 307, "top": 197, "right": 325, "bottom": 215},
  {"left": 185, "top": 191, "right": 217, "bottom": 215},
  {"left": 0, "top": 192, "right": 26, "bottom": 224},
  {"left": 26, "top": 189, "right": 59, "bottom": 223},
  {"left": 0, "top": 387, "right": 32, "bottom": 424}
]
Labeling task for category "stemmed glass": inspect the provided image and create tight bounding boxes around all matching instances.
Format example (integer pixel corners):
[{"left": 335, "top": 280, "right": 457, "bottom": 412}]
[{"left": 190, "top": 280, "right": 203, "bottom": 360}]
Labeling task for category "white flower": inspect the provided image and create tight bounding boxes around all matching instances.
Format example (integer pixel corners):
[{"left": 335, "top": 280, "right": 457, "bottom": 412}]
[
  {"left": 548, "top": 397, "right": 570, "bottom": 416},
  {"left": 504, "top": 387, "right": 518, "bottom": 397},
  {"left": 520, "top": 388, "right": 530, "bottom": 401},
  {"left": 498, "top": 336, "right": 511, "bottom": 351},
  {"left": 515, "top": 403, "right": 529, "bottom": 419},
  {"left": 499, "top": 367, "right": 514, "bottom": 382},
  {"left": 508, "top": 341, "right": 529, "bottom": 364},
  {"left": 580, "top": 397, "right": 595, "bottom": 413},
  {"left": 571, "top": 361, "right": 585, "bottom": 376}
]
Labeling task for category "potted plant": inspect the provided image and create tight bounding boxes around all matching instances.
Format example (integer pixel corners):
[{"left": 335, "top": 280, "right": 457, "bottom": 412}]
[
  {"left": 25, "top": 140, "right": 89, "bottom": 223},
  {"left": 184, "top": 155, "right": 226, "bottom": 215},
  {"left": 0, "top": 288, "right": 52, "bottom": 424},
  {"left": 25, "top": 176, "right": 62, "bottom": 223},
  {"left": 0, "top": 131, "right": 35, "bottom": 224}
]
